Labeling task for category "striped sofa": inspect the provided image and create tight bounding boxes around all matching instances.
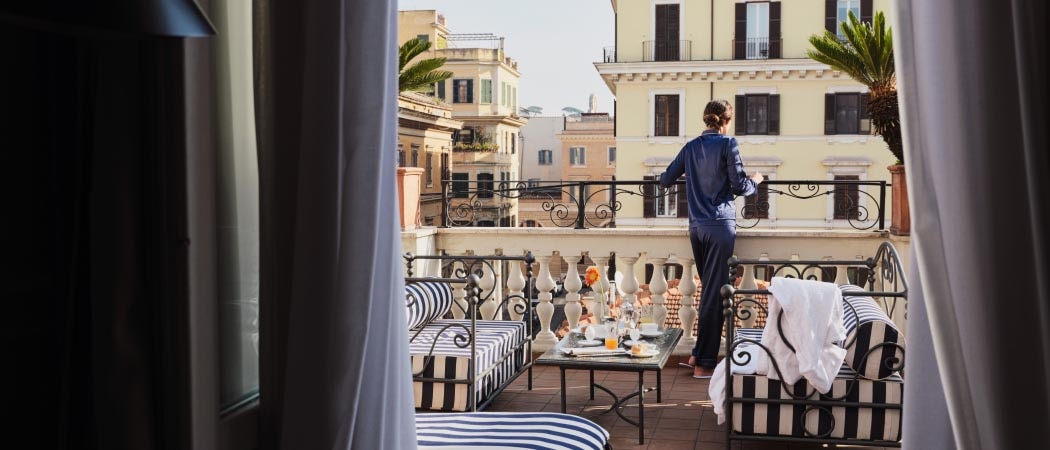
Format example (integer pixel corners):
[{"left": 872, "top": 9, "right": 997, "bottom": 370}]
[
  {"left": 721, "top": 241, "right": 908, "bottom": 449},
  {"left": 416, "top": 412, "right": 610, "bottom": 450},
  {"left": 405, "top": 253, "right": 535, "bottom": 412}
]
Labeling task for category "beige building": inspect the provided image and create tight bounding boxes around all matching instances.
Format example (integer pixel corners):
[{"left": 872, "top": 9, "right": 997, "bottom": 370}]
[
  {"left": 595, "top": 0, "right": 898, "bottom": 229},
  {"left": 397, "top": 92, "right": 462, "bottom": 227},
  {"left": 400, "top": 10, "right": 527, "bottom": 227}
]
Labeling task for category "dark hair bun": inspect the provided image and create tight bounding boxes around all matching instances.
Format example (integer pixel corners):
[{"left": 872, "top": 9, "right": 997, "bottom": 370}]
[{"left": 703, "top": 99, "right": 734, "bottom": 129}]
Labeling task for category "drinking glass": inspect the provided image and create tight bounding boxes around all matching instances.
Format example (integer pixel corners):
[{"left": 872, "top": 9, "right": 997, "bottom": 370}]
[
  {"left": 629, "top": 327, "right": 641, "bottom": 342},
  {"left": 604, "top": 322, "right": 619, "bottom": 350}
]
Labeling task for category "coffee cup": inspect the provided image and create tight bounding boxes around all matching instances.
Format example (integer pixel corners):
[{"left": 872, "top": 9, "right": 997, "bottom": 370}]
[
  {"left": 589, "top": 325, "right": 607, "bottom": 339},
  {"left": 641, "top": 323, "right": 659, "bottom": 333}
]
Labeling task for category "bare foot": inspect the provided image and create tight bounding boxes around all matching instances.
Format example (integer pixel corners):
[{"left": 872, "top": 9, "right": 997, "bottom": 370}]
[{"left": 693, "top": 366, "right": 715, "bottom": 378}]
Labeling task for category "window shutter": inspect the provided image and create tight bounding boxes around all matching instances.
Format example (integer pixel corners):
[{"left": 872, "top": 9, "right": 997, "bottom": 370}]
[
  {"left": 769, "top": 2, "right": 782, "bottom": 59},
  {"left": 453, "top": 81, "right": 461, "bottom": 103},
  {"left": 735, "top": 95, "right": 747, "bottom": 135},
  {"left": 768, "top": 94, "right": 780, "bottom": 135},
  {"left": 466, "top": 80, "right": 474, "bottom": 103},
  {"left": 436, "top": 81, "right": 445, "bottom": 100},
  {"left": 676, "top": 182, "right": 688, "bottom": 218},
  {"left": 643, "top": 175, "right": 655, "bottom": 218},
  {"left": 654, "top": 96, "right": 667, "bottom": 136},
  {"left": 668, "top": 95, "right": 680, "bottom": 136},
  {"left": 859, "top": 92, "right": 871, "bottom": 134},
  {"left": 824, "top": 93, "right": 837, "bottom": 134},
  {"left": 825, "top": 0, "right": 837, "bottom": 33},
  {"left": 734, "top": 3, "right": 747, "bottom": 59},
  {"left": 861, "top": 0, "right": 873, "bottom": 24}
]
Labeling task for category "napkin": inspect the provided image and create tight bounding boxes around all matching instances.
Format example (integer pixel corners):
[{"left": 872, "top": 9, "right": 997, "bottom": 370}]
[{"left": 560, "top": 347, "right": 628, "bottom": 357}]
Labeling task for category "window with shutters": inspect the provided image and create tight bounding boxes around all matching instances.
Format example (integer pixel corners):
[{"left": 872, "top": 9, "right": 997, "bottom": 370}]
[
  {"left": 735, "top": 94, "right": 780, "bottom": 135},
  {"left": 477, "top": 172, "right": 494, "bottom": 199},
  {"left": 501, "top": 82, "right": 506, "bottom": 106},
  {"left": 538, "top": 149, "right": 552, "bottom": 165},
  {"left": 511, "top": 133, "right": 516, "bottom": 154},
  {"left": 480, "top": 79, "right": 492, "bottom": 104},
  {"left": 654, "top": 94, "right": 680, "bottom": 137},
  {"left": 607, "top": 147, "right": 616, "bottom": 167},
  {"left": 452, "top": 79, "right": 473, "bottom": 103},
  {"left": 435, "top": 80, "right": 445, "bottom": 101},
  {"left": 426, "top": 152, "right": 433, "bottom": 187},
  {"left": 743, "top": 183, "right": 770, "bottom": 219},
  {"left": 653, "top": 3, "right": 681, "bottom": 61},
  {"left": 827, "top": 0, "right": 872, "bottom": 35},
  {"left": 736, "top": 2, "right": 782, "bottom": 60},
  {"left": 397, "top": 143, "right": 405, "bottom": 167},
  {"left": 643, "top": 174, "right": 679, "bottom": 218},
  {"left": 833, "top": 175, "right": 861, "bottom": 220},
  {"left": 824, "top": 93, "right": 870, "bottom": 135},
  {"left": 451, "top": 172, "right": 469, "bottom": 198},
  {"left": 411, "top": 144, "right": 420, "bottom": 167},
  {"left": 570, "top": 147, "right": 586, "bottom": 167}
]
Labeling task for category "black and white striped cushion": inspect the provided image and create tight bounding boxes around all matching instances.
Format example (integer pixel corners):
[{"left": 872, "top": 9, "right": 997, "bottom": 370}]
[
  {"left": 731, "top": 366, "right": 903, "bottom": 442},
  {"left": 411, "top": 319, "right": 527, "bottom": 411},
  {"left": 839, "top": 285, "right": 906, "bottom": 380},
  {"left": 416, "top": 412, "right": 610, "bottom": 450},
  {"left": 406, "top": 281, "right": 455, "bottom": 330}
]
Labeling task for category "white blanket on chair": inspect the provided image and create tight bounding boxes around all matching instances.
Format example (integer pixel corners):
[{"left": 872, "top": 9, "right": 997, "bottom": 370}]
[{"left": 761, "top": 277, "right": 847, "bottom": 393}]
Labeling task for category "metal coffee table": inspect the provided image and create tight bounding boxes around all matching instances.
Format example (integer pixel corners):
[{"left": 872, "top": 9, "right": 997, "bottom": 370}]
[{"left": 535, "top": 328, "right": 683, "bottom": 444}]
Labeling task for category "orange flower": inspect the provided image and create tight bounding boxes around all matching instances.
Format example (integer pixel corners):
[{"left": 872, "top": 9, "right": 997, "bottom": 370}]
[{"left": 584, "top": 266, "right": 602, "bottom": 287}]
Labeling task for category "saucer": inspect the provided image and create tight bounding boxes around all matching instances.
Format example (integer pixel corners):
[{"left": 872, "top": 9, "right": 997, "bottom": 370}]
[
  {"left": 574, "top": 339, "right": 604, "bottom": 347},
  {"left": 629, "top": 350, "right": 659, "bottom": 358},
  {"left": 623, "top": 339, "right": 642, "bottom": 347},
  {"left": 639, "top": 330, "right": 663, "bottom": 338}
]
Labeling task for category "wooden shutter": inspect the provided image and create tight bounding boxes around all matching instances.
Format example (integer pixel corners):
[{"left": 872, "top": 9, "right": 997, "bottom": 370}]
[
  {"left": 453, "top": 80, "right": 461, "bottom": 103},
  {"left": 734, "top": 3, "right": 747, "bottom": 59},
  {"left": 668, "top": 95, "right": 680, "bottom": 136},
  {"left": 769, "top": 2, "right": 782, "bottom": 59},
  {"left": 859, "top": 92, "right": 871, "bottom": 134},
  {"left": 436, "top": 81, "right": 445, "bottom": 100},
  {"left": 676, "top": 181, "right": 688, "bottom": 218},
  {"left": 825, "top": 0, "right": 837, "bottom": 33},
  {"left": 655, "top": 96, "right": 666, "bottom": 136},
  {"left": 667, "top": 4, "right": 680, "bottom": 60},
  {"left": 824, "top": 93, "right": 837, "bottom": 134},
  {"left": 861, "top": 0, "right": 873, "bottom": 24},
  {"left": 466, "top": 79, "right": 474, "bottom": 103},
  {"left": 643, "top": 175, "right": 655, "bottom": 218},
  {"left": 768, "top": 94, "right": 780, "bottom": 135},
  {"left": 735, "top": 95, "right": 747, "bottom": 135}
]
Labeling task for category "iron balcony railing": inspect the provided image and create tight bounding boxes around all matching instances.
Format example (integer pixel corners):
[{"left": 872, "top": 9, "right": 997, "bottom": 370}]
[
  {"left": 732, "top": 37, "right": 782, "bottom": 60},
  {"left": 642, "top": 40, "right": 693, "bottom": 62},
  {"left": 442, "top": 179, "right": 888, "bottom": 231},
  {"left": 603, "top": 46, "right": 616, "bottom": 63}
]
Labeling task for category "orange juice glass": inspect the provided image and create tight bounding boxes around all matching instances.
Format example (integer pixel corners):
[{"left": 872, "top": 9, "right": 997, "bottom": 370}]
[{"left": 604, "top": 336, "right": 619, "bottom": 350}]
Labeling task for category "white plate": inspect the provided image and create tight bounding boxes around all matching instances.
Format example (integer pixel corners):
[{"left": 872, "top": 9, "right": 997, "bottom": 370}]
[
  {"left": 570, "top": 326, "right": 585, "bottom": 334},
  {"left": 639, "top": 330, "right": 663, "bottom": 338},
  {"left": 574, "top": 339, "right": 604, "bottom": 347},
  {"left": 629, "top": 350, "right": 659, "bottom": 358},
  {"left": 623, "top": 339, "right": 642, "bottom": 347}
]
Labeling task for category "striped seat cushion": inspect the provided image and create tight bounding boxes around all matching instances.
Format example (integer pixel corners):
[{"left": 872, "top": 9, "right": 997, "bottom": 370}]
[
  {"left": 411, "top": 319, "right": 527, "bottom": 411},
  {"left": 416, "top": 412, "right": 610, "bottom": 450},
  {"left": 406, "top": 281, "right": 455, "bottom": 330},
  {"left": 731, "top": 365, "right": 903, "bottom": 442},
  {"left": 839, "top": 284, "right": 906, "bottom": 380}
]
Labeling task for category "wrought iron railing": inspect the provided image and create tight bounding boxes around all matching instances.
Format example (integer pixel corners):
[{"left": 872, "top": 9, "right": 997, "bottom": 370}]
[
  {"left": 442, "top": 179, "right": 888, "bottom": 230},
  {"left": 642, "top": 40, "right": 693, "bottom": 62},
  {"left": 603, "top": 46, "right": 616, "bottom": 63},
  {"left": 732, "top": 37, "right": 782, "bottom": 60}
]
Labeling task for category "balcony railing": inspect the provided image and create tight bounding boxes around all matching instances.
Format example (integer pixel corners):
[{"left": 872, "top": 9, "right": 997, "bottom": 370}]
[
  {"left": 642, "top": 40, "right": 693, "bottom": 62},
  {"left": 442, "top": 179, "right": 888, "bottom": 230},
  {"left": 603, "top": 46, "right": 616, "bottom": 63},
  {"left": 733, "top": 37, "right": 782, "bottom": 60}
]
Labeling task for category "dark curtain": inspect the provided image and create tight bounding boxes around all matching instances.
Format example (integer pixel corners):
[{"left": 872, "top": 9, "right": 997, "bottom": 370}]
[
  {"left": 255, "top": 0, "right": 417, "bottom": 448},
  {"left": 894, "top": 0, "right": 1049, "bottom": 449}
]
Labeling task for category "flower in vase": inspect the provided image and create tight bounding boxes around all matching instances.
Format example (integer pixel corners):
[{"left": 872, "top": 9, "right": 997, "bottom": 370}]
[{"left": 584, "top": 266, "right": 609, "bottom": 306}]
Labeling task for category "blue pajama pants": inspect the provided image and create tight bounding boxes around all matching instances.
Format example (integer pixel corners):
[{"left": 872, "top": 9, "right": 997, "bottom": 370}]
[{"left": 689, "top": 221, "right": 737, "bottom": 368}]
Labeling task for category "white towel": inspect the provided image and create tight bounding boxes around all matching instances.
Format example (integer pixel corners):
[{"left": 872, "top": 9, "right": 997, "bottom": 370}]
[
  {"left": 710, "top": 342, "right": 763, "bottom": 425},
  {"left": 762, "top": 277, "right": 847, "bottom": 393}
]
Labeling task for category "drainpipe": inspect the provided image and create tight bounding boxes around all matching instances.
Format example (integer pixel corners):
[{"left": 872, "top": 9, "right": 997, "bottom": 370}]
[{"left": 710, "top": 0, "right": 714, "bottom": 60}]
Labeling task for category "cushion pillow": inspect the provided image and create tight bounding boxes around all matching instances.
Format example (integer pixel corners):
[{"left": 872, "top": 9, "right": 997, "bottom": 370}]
[
  {"left": 839, "top": 284, "right": 906, "bottom": 380},
  {"left": 406, "top": 280, "right": 455, "bottom": 330}
]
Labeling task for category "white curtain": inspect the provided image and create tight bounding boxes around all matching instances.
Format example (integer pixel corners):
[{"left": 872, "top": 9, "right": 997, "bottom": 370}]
[
  {"left": 894, "top": 0, "right": 1049, "bottom": 449},
  {"left": 256, "top": 0, "right": 416, "bottom": 449}
]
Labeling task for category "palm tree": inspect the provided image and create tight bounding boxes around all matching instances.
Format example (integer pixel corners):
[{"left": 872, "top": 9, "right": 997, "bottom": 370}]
[
  {"left": 807, "top": 11, "right": 902, "bottom": 163},
  {"left": 399, "top": 38, "right": 453, "bottom": 94},
  {"left": 561, "top": 106, "right": 583, "bottom": 117}
]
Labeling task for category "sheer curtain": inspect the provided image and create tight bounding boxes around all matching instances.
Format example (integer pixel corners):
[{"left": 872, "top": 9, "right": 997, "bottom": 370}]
[
  {"left": 255, "top": 0, "right": 416, "bottom": 449},
  {"left": 894, "top": 0, "right": 1049, "bottom": 449}
]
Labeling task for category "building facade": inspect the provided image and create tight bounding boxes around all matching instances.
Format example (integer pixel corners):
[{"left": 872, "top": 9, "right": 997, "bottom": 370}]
[
  {"left": 400, "top": 10, "right": 527, "bottom": 227},
  {"left": 397, "top": 92, "right": 462, "bottom": 227},
  {"left": 559, "top": 113, "right": 617, "bottom": 226},
  {"left": 595, "top": 0, "right": 897, "bottom": 229}
]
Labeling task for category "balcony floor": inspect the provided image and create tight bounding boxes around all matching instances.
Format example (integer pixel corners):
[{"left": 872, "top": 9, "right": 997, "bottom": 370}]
[{"left": 488, "top": 359, "right": 896, "bottom": 450}]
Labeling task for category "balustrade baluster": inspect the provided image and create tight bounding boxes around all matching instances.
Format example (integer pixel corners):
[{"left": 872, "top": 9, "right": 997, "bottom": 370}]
[
  {"left": 648, "top": 257, "right": 668, "bottom": 329},
  {"left": 506, "top": 257, "right": 526, "bottom": 321},
  {"left": 534, "top": 254, "right": 558, "bottom": 347},
  {"left": 563, "top": 254, "right": 583, "bottom": 331},
  {"left": 479, "top": 262, "right": 497, "bottom": 320},
  {"left": 678, "top": 258, "right": 698, "bottom": 342},
  {"left": 591, "top": 255, "right": 611, "bottom": 320},
  {"left": 619, "top": 255, "right": 639, "bottom": 317},
  {"left": 738, "top": 262, "right": 758, "bottom": 329}
]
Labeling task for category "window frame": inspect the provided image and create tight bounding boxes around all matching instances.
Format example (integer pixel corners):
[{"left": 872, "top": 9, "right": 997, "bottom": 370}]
[
  {"left": 745, "top": 2, "right": 770, "bottom": 59},
  {"left": 824, "top": 91, "right": 871, "bottom": 135},
  {"left": 452, "top": 78, "right": 474, "bottom": 104},
  {"left": 477, "top": 172, "right": 494, "bottom": 199},
  {"left": 451, "top": 172, "right": 470, "bottom": 198},
  {"left": 607, "top": 146, "right": 616, "bottom": 167},
  {"left": 425, "top": 151, "right": 433, "bottom": 187},
  {"left": 569, "top": 146, "right": 586, "bottom": 167},
  {"left": 480, "top": 79, "right": 492, "bottom": 104},
  {"left": 650, "top": 89, "right": 684, "bottom": 139},
  {"left": 538, "top": 149, "right": 552, "bottom": 165}
]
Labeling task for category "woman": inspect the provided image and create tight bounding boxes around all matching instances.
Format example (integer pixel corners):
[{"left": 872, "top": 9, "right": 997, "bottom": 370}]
[{"left": 659, "top": 99, "right": 763, "bottom": 378}]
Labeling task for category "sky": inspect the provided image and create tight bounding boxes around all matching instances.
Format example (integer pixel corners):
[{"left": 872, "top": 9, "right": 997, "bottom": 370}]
[{"left": 399, "top": 0, "right": 615, "bottom": 116}]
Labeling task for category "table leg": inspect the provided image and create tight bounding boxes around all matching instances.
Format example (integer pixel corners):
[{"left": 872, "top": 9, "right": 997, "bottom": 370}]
[
  {"left": 589, "top": 370, "right": 595, "bottom": 400},
  {"left": 657, "top": 369, "right": 663, "bottom": 403},
  {"left": 560, "top": 368, "right": 567, "bottom": 413},
  {"left": 637, "top": 370, "right": 645, "bottom": 445}
]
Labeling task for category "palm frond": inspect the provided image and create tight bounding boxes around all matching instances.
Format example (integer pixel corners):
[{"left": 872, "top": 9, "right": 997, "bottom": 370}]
[
  {"left": 399, "top": 38, "right": 432, "bottom": 72},
  {"left": 400, "top": 70, "right": 453, "bottom": 93}
]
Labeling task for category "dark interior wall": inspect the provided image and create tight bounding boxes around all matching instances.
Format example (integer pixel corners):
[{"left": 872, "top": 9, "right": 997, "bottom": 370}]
[{"left": 0, "top": 24, "right": 192, "bottom": 450}]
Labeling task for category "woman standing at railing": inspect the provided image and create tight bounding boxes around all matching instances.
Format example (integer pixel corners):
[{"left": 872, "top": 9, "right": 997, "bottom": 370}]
[{"left": 660, "top": 99, "right": 764, "bottom": 379}]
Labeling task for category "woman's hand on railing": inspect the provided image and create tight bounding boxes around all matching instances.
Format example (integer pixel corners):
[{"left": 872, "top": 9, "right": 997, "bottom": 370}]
[{"left": 750, "top": 172, "right": 765, "bottom": 184}]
